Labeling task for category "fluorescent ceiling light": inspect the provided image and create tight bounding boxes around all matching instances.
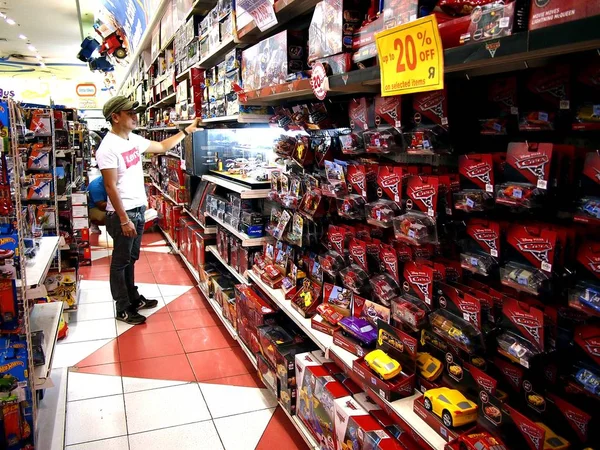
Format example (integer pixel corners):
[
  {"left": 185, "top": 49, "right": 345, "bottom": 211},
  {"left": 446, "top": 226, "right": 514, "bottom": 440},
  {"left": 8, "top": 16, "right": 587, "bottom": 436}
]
[
  {"left": 19, "top": 34, "right": 27, "bottom": 40},
  {"left": 39, "top": 63, "right": 46, "bottom": 68},
  {"left": 36, "top": 54, "right": 43, "bottom": 60},
  {"left": 6, "top": 18, "right": 16, "bottom": 25},
  {"left": 28, "top": 45, "right": 36, "bottom": 51}
]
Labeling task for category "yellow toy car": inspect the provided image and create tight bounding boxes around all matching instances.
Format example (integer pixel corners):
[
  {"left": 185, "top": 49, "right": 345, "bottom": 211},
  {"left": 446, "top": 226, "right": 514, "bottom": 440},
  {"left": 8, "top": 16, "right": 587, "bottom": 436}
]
[
  {"left": 423, "top": 387, "right": 478, "bottom": 428},
  {"left": 528, "top": 394, "right": 545, "bottom": 407},
  {"left": 449, "top": 364, "right": 463, "bottom": 377},
  {"left": 536, "top": 423, "right": 569, "bottom": 450},
  {"left": 416, "top": 352, "right": 443, "bottom": 381},
  {"left": 364, "top": 349, "right": 402, "bottom": 380}
]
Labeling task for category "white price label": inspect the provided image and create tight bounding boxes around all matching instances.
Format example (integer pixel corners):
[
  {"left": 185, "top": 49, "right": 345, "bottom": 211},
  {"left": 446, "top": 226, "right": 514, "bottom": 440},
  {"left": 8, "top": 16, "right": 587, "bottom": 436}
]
[
  {"left": 538, "top": 111, "right": 549, "bottom": 122},
  {"left": 364, "top": 123, "right": 369, "bottom": 130},
  {"left": 374, "top": 138, "right": 381, "bottom": 147},
  {"left": 470, "top": 257, "right": 478, "bottom": 266},
  {"left": 537, "top": 179, "right": 548, "bottom": 190},
  {"left": 486, "top": 183, "right": 494, "bottom": 193},
  {"left": 499, "top": 17, "right": 510, "bottom": 28},
  {"left": 541, "top": 261, "right": 552, "bottom": 272},
  {"left": 560, "top": 100, "right": 570, "bottom": 110},
  {"left": 513, "top": 188, "right": 523, "bottom": 199},
  {"left": 425, "top": 295, "right": 431, "bottom": 305},
  {"left": 238, "top": 0, "right": 278, "bottom": 32},
  {"left": 520, "top": 358, "right": 530, "bottom": 369},
  {"left": 427, "top": 208, "right": 434, "bottom": 217},
  {"left": 395, "top": 120, "right": 402, "bottom": 128},
  {"left": 490, "top": 249, "right": 498, "bottom": 257},
  {"left": 379, "top": 389, "right": 386, "bottom": 397},
  {"left": 423, "top": 140, "right": 431, "bottom": 149},
  {"left": 394, "top": 194, "right": 400, "bottom": 202},
  {"left": 463, "top": 312, "right": 471, "bottom": 321},
  {"left": 466, "top": 198, "right": 475, "bottom": 208},
  {"left": 511, "top": 107, "right": 519, "bottom": 115},
  {"left": 441, "top": 117, "right": 449, "bottom": 126}
]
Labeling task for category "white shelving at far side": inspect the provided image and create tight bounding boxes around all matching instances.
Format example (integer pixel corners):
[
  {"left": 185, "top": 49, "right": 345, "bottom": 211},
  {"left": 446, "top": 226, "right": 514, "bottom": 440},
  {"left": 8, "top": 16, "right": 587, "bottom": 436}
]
[
  {"left": 206, "top": 213, "right": 267, "bottom": 247},
  {"left": 202, "top": 174, "right": 270, "bottom": 199},
  {"left": 207, "top": 245, "right": 249, "bottom": 284},
  {"left": 19, "top": 236, "right": 60, "bottom": 288},
  {"left": 30, "top": 302, "right": 64, "bottom": 389}
]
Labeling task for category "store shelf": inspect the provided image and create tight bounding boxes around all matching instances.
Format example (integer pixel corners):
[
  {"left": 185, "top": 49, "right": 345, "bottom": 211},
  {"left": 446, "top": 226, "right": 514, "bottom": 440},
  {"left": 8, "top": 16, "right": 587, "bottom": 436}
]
[
  {"left": 145, "top": 126, "right": 180, "bottom": 132},
  {"left": 202, "top": 114, "right": 272, "bottom": 124},
  {"left": 242, "top": 78, "right": 316, "bottom": 106},
  {"left": 207, "top": 245, "right": 249, "bottom": 284},
  {"left": 173, "top": 119, "right": 195, "bottom": 125},
  {"left": 21, "top": 237, "right": 60, "bottom": 288},
  {"left": 149, "top": 93, "right": 176, "bottom": 109},
  {"left": 30, "top": 302, "right": 64, "bottom": 389},
  {"left": 185, "top": 0, "right": 215, "bottom": 20},
  {"left": 206, "top": 213, "right": 268, "bottom": 247},
  {"left": 152, "top": 182, "right": 186, "bottom": 206},
  {"left": 237, "top": 0, "right": 321, "bottom": 42},
  {"left": 246, "top": 271, "right": 333, "bottom": 352},
  {"left": 182, "top": 208, "right": 217, "bottom": 234},
  {"left": 202, "top": 174, "right": 270, "bottom": 198},
  {"left": 280, "top": 406, "right": 320, "bottom": 450},
  {"left": 198, "top": 36, "right": 237, "bottom": 69}
]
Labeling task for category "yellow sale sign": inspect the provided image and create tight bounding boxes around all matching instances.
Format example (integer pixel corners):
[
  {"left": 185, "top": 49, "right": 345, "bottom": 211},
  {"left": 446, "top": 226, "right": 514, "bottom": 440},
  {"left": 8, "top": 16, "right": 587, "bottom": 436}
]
[{"left": 376, "top": 15, "right": 444, "bottom": 96}]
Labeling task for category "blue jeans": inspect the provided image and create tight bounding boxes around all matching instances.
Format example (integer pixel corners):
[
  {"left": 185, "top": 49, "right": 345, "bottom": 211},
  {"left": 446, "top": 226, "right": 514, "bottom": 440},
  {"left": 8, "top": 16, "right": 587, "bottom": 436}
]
[{"left": 106, "top": 206, "right": 145, "bottom": 313}]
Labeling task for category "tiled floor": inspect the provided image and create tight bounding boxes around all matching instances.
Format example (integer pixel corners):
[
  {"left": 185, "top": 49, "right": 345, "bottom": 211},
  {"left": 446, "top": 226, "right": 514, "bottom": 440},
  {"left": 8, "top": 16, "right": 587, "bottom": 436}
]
[{"left": 55, "top": 231, "right": 308, "bottom": 450}]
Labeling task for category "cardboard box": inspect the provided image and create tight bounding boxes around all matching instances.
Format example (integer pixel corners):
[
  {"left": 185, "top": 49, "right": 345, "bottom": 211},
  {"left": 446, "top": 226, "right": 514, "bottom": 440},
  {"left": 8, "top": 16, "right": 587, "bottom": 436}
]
[
  {"left": 529, "top": 0, "right": 600, "bottom": 30},
  {"left": 72, "top": 205, "right": 88, "bottom": 217}
]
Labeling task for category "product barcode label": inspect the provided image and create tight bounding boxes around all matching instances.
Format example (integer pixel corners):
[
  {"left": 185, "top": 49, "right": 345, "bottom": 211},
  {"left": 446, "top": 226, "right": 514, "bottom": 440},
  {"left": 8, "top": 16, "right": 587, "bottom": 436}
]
[
  {"left": 513, "top": 188, "right": 522, "bottom": 199},
  {"left": 499, "top": 17, "right": 510, "bottom": 28},
  {"left": 470, "top": 257, "right": 478, "bottom": 266},
  {"left": 463, "top": 312, "right": 471, "bottom": 321},
  {"left": 408, "top": 229, "right": 416, "bottom": 238},
  {"left": 394, "top": 194, "right": 400, "bottom": 202},
  {"left": 538, "top": 111, "right": 549, "bottom": 122},
  {"left": 466, "top": 198, "right": 475, "bottom": 208},
  {"left": 491, "top": 249, "right": 498, "bottom": 257},
  {"left": 441, "top": 117, "right": 448, "bottom": 126},
  {"left": 541, "top": 261, "right": 552, "bottom": 272},
  {"left": 374, "top": 139, "right": 381, "bottom": 147},
  {"left": 560, "top": 100, "right": 570, "bottom": 110},
  {"left": 520, "top": 358, "right": 530, "bottom": 369},
  {"left": 537, "top": 179, "right": 548, "bottom": 190},
  {"left": 486, "top": 183, "right": 494, "bottom": 193},
  {"left": 423, "top": 140, "right": 431, "bottom": 149},
  {"left": 427, "top": 208, "right": 434, "bottom": 217},
  {"left": 511, "top": 107, "right": 519, "bottom": 115},
  {"left": 364, "top": 123, "right": 369, "bottom": 130},
  {"left": 493, "top": 122, "right": 502, "bottom": 132},
  {"left": 395, "top": 120, "right": 401, "bottom": 128}
]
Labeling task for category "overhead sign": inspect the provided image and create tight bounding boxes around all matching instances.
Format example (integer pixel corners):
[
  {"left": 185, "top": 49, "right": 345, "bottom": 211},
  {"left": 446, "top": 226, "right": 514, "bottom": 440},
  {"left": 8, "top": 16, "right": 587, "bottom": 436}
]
[
  {"left": 375, "top": 15, "right": 444, "bottom": 96},
  {"left": 237, "top": 0, "right": 278, "bottom": 32},
  {"left": 79, "top": 98, "right": 98, "bottom": 109},
  {"left": 101, "top": 0, "right": 149, "bottom": 54},
  {"left": 76, "top": 83, "right": 97, "bottom": 97}
]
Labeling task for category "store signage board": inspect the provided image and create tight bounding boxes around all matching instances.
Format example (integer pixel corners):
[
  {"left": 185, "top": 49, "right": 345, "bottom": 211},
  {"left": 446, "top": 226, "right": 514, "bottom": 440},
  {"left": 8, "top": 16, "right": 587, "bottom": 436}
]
[
  {"left": 100, "top": 0, "right": 149, "bottom": 54},
  {"left": 237, "top": 0, "right": 278, "bottom": 32},
  {"left": 375, "top": 15, "right": 444, "bottom": 96},
  {"left": 311, "top": 63, "right": 328, "bottom": 100}
]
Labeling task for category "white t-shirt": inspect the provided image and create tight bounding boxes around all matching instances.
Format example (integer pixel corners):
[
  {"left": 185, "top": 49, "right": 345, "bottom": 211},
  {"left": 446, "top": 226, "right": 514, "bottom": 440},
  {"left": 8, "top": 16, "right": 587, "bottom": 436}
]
[{"left": 96, "top": 131, "right": 151, "bottom": 212}]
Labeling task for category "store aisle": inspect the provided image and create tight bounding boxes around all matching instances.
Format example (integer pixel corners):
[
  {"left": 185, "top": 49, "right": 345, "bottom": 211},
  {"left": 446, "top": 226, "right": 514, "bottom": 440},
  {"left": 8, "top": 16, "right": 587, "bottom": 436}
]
[{"left": 55, "top": 231, "right": 308, "bottom": 450}]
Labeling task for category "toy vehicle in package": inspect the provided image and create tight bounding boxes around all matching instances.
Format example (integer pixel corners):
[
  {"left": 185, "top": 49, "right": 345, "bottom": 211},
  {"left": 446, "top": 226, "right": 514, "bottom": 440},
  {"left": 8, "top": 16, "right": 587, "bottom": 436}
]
[
  {"left": 316, "top": 303, "right": 344, "bottom": 326},
  {"left": 340, "top": 264, "right": 369, "bottom": 294},
  {"left": 429, "top": 309, "right": 482, "bottom": 353},
  {"left": 460, "top": 252, "right": 496, "bottom": 276},
  {"left": 338, "top": 316, "right": 378, "bottom": 346},
  {"left": 364, "top": 349, "right": 402, "bottom": 380},
  {"left": 391, "top": 295, "right": 427, "bottom": 331},
  {"left": 569, "top": 283, "right": 600, "bottom": 315},
  {"left": 318, "top": 251, "right": 346, "bottom": 277},
  {"left": 369, "top": 273, "right": 400, "bottom": 307},
  {"left": 577, "top": 196, "right": 600, "bottom": 221},
  {"left": 575, "top": 368, "right": 600, "bottom": 395},
  {"left": 497, "top": 331, "right": 539, "bottom": 368},
  {"left": 454, "top": 190, "right": 494, "bottom": 212},
  {"left": 337, "top": 194, "right": 366, "bottom": 220},
  {"left": 500, "top": 262, "right": 549, "bottom": 295},
  {"left": 366, "top": 199, "right": 400, "bottom": 227},
  {"left": 393, "top": 212, "right": 437, "bottom": 246},
  {"left": 495, "top": 182, "right": 542, "bottom": 208}
]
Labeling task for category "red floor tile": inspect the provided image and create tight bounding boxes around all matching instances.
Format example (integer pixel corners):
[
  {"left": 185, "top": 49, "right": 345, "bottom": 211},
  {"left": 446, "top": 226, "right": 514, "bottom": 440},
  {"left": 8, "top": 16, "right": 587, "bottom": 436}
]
[
  {"left": 86, "top": 266, "right": 111, "bottom": 277},
  {"left": 144, "top": 253, "right": 180, "bottom": 264},
  {"left": 187, "top": 347, "right": 255, "bottom": 382},
  {"left": 151, "top": 261, "right": 185, "bottom": 273},
  {"left": 177, "top": 326, "right": 237, "bottom": 353},
  {"left": 121, "top": 354, "right": 196, "bottom": 382},
  {"left": 133, "top": 272, "right": 157, "bottom": 283},
  {"left": 93, "top": 256, "right": 111, "bottom": 267},
  {"left": 84, "top": 275, "right": 110, "bottom": 281},
  {"left": 118, "top": 330, "right": 184, "bottom": 362},
  {"left": 201, "top": 372, "right": 263, "bottom": 389},
  {"left": 167, "top": 292, "right": 209, "bottom": 312},
  {"left": 170, "top": 309, "right": 221, "bottom": 330},
  {"left": 122, "top": 312, "right": 175, "bottom": 335},
  {"left": 75, "top": 363, "right": 122, "bottom": 376},
  {"left": 256, "top": 407, "right": 309, "bottom": 450},
  {"left": 76, "top": 340, "right": 120, "bottom": 367},
  {"left": 154, "top": 269, "right": 194, "bottom": 285}
]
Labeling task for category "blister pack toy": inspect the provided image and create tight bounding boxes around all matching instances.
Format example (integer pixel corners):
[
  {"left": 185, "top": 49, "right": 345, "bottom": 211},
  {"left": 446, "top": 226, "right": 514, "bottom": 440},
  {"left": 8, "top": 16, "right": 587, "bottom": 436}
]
[
  {"left": 369, "top": 273, "right": 400, "bottom": 307},
  {"left": 366, "top": 200, "right": 400, "bottom": 227},
  {"left": 393, "top": 212, "right": 438, "bottom": 246},
  {"left": 337, "top": 195, "right": 366, "bottom": 220}
]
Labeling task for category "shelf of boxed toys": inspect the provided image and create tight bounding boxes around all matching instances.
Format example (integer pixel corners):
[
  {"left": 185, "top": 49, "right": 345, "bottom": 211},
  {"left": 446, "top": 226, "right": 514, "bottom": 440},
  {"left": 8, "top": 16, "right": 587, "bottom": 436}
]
[
  {"left": 280, "top": 407, "right": 320, "bottom": 450},
  {"left": 183, "top": 208, "right": 217, "bottom": 234},
  {"left": 207, "top": 245, "right": 249, "bottom": 284},
  {"left": 63, "top": 276, "right": 82, "bottom": 314},
  {"left": 17, "top": 236, "right": 60, "bottom": 288},
  {"left": 236, "top": 0, "right": 321, "bottom": 43},
  {"left": 201, "top": 114, "right": 273, "bottom": 124},
  {"left": 149, "top": 93, "right": 177, "bottom": 109},
  {"left": 30, "top": 301, "right": 64, "bottom": 390},
  {"left": 206, "top": 212, "right": 268, "bottom": 247},
  {"left": 152, "top": 182, "right": 186, "bottom": 206},
  {"left": 246, "top": 270, "right": 446, "bottom": 450},
  {"left": 198, "top": 35, "right": 238, "bottom": 70},
  {"left": 202, "top": 174, "right": 271, "bottom": 198}
]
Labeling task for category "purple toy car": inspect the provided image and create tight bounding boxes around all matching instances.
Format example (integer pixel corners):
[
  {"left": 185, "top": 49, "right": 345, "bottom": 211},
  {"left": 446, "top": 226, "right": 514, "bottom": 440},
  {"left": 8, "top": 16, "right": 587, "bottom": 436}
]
[{"left": 338, "top": 316, "right": 378, "bottom": 346}]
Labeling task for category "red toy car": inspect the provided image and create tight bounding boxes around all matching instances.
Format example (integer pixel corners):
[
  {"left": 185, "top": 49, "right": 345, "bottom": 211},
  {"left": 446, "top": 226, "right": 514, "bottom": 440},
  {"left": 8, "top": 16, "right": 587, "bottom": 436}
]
[
  {"left": 392, "top": 298, "right": 426, "bottom": 329},
  {"left": 94, "top": 22, "right": 127, "bottom": 59},
  {"left": 458, "top": 431, "right": 507, "bottom": 450},
  {"left": 316, "top": 304, "right": 344, "bottom": 325}
]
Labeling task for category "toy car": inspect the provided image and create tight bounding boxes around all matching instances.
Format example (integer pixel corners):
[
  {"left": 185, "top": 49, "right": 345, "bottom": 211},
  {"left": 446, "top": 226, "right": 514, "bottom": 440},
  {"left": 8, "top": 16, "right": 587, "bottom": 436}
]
[
  {"left": 580, "top": 197, "right": 600, "bottom": 219},
  {"left": 449, "top": 364, "right": 463, "bottom": 377},
  {"left": 337, "top": 195, "right": 366, "bottom": 220},
  {"left": 94, "top": 21, "right": 127, "bottom": 59},
  {"left": 319, "top": 251, "right": 346, "bottom": 277},
  {"left": 340, "top": 265, "right": 369, "bottom": 294},
  {"left": 495, "top": 183, "right": 539, "bottom": 208},
  {"left": 338, "top": 316, "right": 378, "bottom": 346},
  {"left": 393, "top": 213, "right": 437, "bottom": 245},
  {"left": 528, "top": 394, "right": 545, "bottom": 407},
  {"left": 364, "top": 349, "right": 402, "bottom": 380},
  {"left": 454, "top": 190, "right": 493, "bottom": 212},
  {"left": 458, "top": 431, "right": 508, "bottom": 450},
  {"left": 575, "top": 368, "right": 600, "bottom": 395},
  {"left": 316, "top": 304, "right": 344, "bottom": 326},
  {"left": 497, "top": 332, "right": 538, "bottom": 366},
  {"left": 536, "top": 423, "right": 570, "bottom": 450},
  {"left": 369, "top": 273, "right": 399, "bottom": 307},
  {"left": 578, "top": 287, "right": 600, "bottom": 313},
  {"left": 366, "top": 200, "right": 399, "bottom": 226},
  {"left": 484, "top": 405, "right": 501, "bottom": 420},
  {"left": 460, "top": 252, "right": 496, "bottom": 276},
  {"left": 423, "top": 387, "right": 478, "bottom": 428},
  {"left": 448, "top": 326, "right": 471, "bottom": 347},
  {"left": 392, "top": 299, "right": 426, "bottom": 330},
  {"left": 429, "top": 312, "right": 474, "bottom": 351},
  {"left": 502, "top": 264, "right": 548, "bottom": 294},
  {"left": 416, "top": 352, "right": 442, "bottom": 381}
]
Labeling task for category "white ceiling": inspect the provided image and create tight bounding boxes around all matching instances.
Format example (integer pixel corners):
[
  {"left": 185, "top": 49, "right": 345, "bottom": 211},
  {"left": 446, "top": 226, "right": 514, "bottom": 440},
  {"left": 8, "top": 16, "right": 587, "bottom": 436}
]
[{"left": 0, "top": 0, "right": 101, "bottom": 80}]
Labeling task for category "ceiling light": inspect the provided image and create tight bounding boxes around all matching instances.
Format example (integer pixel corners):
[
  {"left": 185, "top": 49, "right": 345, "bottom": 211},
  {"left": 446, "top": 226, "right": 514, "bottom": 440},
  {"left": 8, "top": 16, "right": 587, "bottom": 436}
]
[
  {"left": 35, "top": 54, "right": 43, "bottom": 60},
  {"left": 6, "top": 18, "right": 16, "bottom": 25},
  {"left": 28, "top": 45, "right": 36, "bottom": 52},
  {"left": 18, "top": 34, "right": 27, "bottom": 40},
  {"left": 39, "top": 63, "right": 46, "bottom": 68}
]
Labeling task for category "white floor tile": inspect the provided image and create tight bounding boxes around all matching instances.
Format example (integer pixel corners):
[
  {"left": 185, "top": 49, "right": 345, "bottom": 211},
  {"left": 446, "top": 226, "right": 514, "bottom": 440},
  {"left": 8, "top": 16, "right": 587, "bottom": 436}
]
[
  {"left": 213, "top": 408, "right": 275, "bottom": 450},
  {"left": 64, "top": 394, "right": 127, "bottom": 446},
  {"left": 157, "top": 284, "right": 193, "bottom": 298},
  {"left": 124, "top": 383, "right": 211, "bottom": 434},
  {"left": 135, "top": 282, "right": 162, "bottom": 300},
  {"left": 73, "top": 302, "right": 115, "bottom": 322},
  {"left": 66, "top": 436, "right": 129, "bottom": 450},
  {"left": 91, "top": 249, "right": 111, "bottom": 261},
  {"left": 61, "top": 318, "right": 116, "bottom": 344},
  {"left": 129, "top": 421, "right": 223, "bottom": 450},
  {"left": 141, "top": 246, "right": 171, "bottom": 253},
  {"left": 79, "top": 281, "right": 113, "bottom": 305},
  {"left": 122, "top": 376, "right": 188, "bottom": 394},
  {"left": 52, "top": 339, "right": 113, "bottom": 369},
  {"left": 199, "top": 383, "right": 277, "bottom": 419},
  {"left": 67, "top": 372, "right": 122, "bottom": 402}
]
